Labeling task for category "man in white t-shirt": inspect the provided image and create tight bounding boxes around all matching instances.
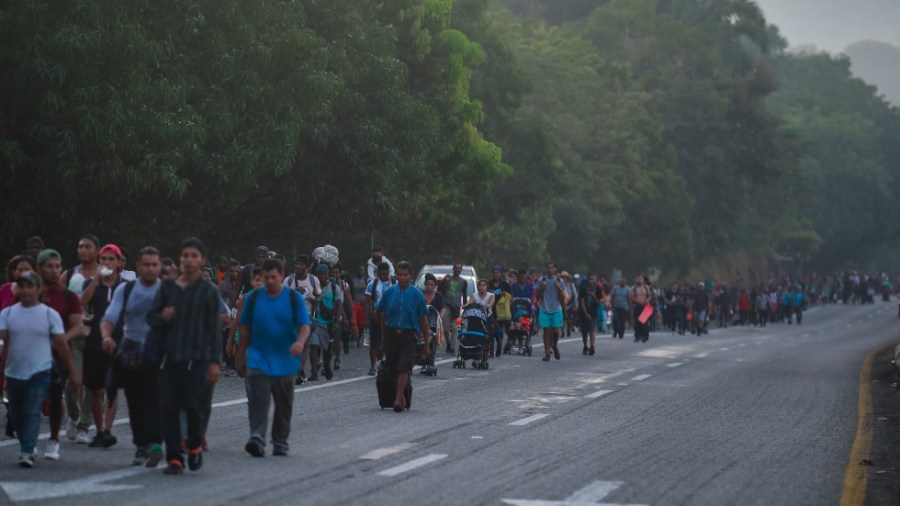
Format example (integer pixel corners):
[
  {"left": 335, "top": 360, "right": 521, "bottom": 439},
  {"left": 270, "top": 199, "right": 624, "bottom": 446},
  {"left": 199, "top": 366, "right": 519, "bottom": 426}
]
[
  {"left": 283, "top": 254, "right": 321, "bottom": 316},
  {"left": 364, "top": 262, "right": 394, "bottom": 375},
  {"left": 0, "top": 272, "right": 79, "bottom": 468},
  {"left": 283, "top": 255, "right": 320, "bottom": 385}
]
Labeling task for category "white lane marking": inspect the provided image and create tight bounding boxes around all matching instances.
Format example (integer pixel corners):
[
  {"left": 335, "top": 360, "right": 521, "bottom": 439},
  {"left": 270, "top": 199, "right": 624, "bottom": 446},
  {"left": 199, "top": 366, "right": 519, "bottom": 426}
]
[
  {"left": 567, "top": 480, "right": 625, "bottom": 502},
  {"left": 502, "top": 480, "right": 649, "bottom": 506},
  {"left": 617, "top": 383, "right": 629, "bottom": 386},
  {"left": 360, "top": 442, "right": 418, "bottom": 460},
  {"left": 802, "top": 333, "right": 810, "bottom": 337},
  {"left": 585, "top": 389, "right": 614, "bottom": 399},
  {"left": 510, "top": 414, "right": 551, "bottom": 426},
  {"left": 471, "top": 436, "right": 484, "bottom": 439},
  {"left": 666, "top": 363, "right": 684, "bottom": 368},
  {"left": 631, "top": 374, "right": 652, "bottom": 382},
  {"left": 718, "top": 347, "right": 730, "bottom": 351},
  {"left": 0, "top": 466, "right": 153, "bottom": 501},
  {"left": 377, "top": 454, "right": 448, "bottom": 477},
  {"left": 694, "top": 353, "right": 709, "bottom": 358},
  {"left": 738, "top": 344, "right": 747, "bottom": 348},
  {"left": 531, "top": 337, "right": 581, "bottom": 350}
]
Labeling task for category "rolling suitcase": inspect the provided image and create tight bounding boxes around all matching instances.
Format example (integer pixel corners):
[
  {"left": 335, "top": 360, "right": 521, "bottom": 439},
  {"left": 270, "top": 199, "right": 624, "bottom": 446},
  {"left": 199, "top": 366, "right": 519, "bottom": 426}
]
[{"left": 376, "top": 359, "right": 412, "bottom": 410}]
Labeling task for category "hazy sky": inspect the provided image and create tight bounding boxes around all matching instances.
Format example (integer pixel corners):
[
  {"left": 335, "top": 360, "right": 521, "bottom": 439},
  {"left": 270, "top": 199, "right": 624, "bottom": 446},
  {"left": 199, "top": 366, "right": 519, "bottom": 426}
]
[{"left": 755, "top": 0, "right": 900, "bottom": 53}]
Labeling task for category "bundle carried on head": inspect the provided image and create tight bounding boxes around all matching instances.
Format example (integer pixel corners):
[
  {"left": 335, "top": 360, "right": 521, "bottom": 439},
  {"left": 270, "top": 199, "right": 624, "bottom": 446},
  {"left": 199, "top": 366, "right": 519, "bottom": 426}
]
[{"left": 312, "top": 245, "right": 340, "bottom": 268}]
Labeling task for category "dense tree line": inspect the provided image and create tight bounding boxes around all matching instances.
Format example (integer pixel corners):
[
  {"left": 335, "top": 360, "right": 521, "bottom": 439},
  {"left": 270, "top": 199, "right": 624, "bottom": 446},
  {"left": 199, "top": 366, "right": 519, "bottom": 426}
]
[{"left": 1, "top": 0, "right": 897, "bottom": 276}]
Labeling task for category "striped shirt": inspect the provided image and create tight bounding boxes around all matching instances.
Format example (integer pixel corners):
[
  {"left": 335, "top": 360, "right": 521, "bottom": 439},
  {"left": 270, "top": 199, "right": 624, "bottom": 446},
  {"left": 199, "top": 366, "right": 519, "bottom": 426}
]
[{"left": 147, "top": 278, "right": 223, "bottom": 363}]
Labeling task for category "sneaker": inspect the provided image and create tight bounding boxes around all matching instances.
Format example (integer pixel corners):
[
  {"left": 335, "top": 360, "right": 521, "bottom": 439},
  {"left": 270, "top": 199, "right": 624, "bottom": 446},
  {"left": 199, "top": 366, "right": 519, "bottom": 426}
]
[
  {"left": 44, "top": 440, "right": 60, "bottom": 461},
  {"left": 76, "top": 430, "right": 91, "bottom": 444},
  {"left": 66, "top": 419, "right": 78, "bottom": 441},
  {"left": 163, "top": 460, "right": 184, "bottom": 475},
  {"left": 18, "top": 453, "right": 34, "bottom": 468},
  {"left": 323, "top": 368, "right": 333, "bottom": 380},
  {"left": 187, "top": 448, "right": 203, "bottom": 471},
  {"left": 553, "top": 346, "right": 560, "bottom": 360},
  {"left": 272, "top": 446, "right": 288, "bottom": 457},
  {"left": 333, "top": 359, "right": 341, "bottom": 370},
  {"left": 89, "top": 430, "right": 117, "bottom": 448},
  {"left": 245, "top": 438, "right": 265, "bottom": 458},
  {"left": 133, "top": 447, "right": 148, "bottom": 466},
  {"left": 145, "top": 444, "right": 164, "bottom": 468},
  {"left": 367, "top": 367, "right": 376, "bottom": 376},
  {"left": 295, "top": 372, "right": 306, "bottom": 386}
]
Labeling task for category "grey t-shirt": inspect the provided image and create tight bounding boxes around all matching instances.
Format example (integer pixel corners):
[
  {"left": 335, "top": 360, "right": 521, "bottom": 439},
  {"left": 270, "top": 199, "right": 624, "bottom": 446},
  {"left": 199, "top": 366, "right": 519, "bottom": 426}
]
[
  {"left": 0, "top": 303, "right": 64, "bottom": 380},
  {"left": 537, "top": 276, "right": 563, "bottom": 313},
  {"left": 102, "top": 279, "right": 162, "bottom": 344},
  {"left": 612, "top": 284, "right": 631, "bottom": 309}
]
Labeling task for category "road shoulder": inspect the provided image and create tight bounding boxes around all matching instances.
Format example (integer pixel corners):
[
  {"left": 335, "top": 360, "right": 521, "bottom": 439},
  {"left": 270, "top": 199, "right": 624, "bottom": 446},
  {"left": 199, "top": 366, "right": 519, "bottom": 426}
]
[{"left": 865, "top": 341, "right": 900, "bottom": 505}]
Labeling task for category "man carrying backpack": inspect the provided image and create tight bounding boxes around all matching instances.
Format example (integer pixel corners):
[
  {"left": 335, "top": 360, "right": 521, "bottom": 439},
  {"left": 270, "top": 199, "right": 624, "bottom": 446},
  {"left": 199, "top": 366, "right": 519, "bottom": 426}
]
[
  {"left": 100, "top": 247, "right": 164, "bottom": 467},
  {"left": 306, "top": 264, "right": 344, "bottom": 381},
  {"left": 230, "top": 246, "right": 269, "bottom": 307},
  {"left": 236, "top": 258, "right": 310, "bottom": 458}
]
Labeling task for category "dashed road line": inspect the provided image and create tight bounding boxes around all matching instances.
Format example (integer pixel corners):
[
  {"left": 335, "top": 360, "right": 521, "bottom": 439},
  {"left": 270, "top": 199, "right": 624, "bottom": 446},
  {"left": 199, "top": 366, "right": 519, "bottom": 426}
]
[
  {"left": 694, "top": 353, "right": 709, "bottom": 358},
  {"left": 666, "top": 362, "right": 684, "bottom": 368},
  {"left": 377, "top": 454, "right": 448, "bottom": 477},
  {"left": 718, "top": 347, "right": 731, "bottom": 351},
  {"left": 585, "top": 389, "right": 615, "bottom": 399},
  {"left": 510, "top": 414, "right": 551, "bottom": 426},
  {"left": 631, "top": 374, "right": 652, "bottom": 382},
  {"left": 360, "top": 443, "right": 418, "bottom": 460}
]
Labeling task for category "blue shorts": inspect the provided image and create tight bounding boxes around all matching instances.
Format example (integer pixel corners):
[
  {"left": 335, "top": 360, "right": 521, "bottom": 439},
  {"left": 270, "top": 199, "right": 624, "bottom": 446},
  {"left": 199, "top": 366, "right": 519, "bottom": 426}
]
[{"left": 538, "top": 310, "right": 563, "bottom": 329}]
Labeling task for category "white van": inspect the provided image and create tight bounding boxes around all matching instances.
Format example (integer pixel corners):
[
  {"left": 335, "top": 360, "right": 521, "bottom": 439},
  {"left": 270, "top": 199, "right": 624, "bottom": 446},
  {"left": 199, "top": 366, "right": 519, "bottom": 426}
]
[{"left": 414, "top": 264, "right": 479, "bottom": 301}]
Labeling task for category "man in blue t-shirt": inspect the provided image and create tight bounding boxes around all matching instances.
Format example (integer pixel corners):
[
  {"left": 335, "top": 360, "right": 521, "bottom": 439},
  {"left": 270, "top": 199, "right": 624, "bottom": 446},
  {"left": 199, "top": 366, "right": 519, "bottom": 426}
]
[
  {"left": 236, "top": 259, "right": 311, "bottom": 458},
  {"left": 376, "top": 261, "right": 429, "bottom": 412}
]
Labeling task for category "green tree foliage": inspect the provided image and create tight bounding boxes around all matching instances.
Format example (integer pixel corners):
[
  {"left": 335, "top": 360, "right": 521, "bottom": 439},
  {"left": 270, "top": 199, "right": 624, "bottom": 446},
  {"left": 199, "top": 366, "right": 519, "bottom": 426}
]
[{"left": 1, "top": 0, "right": 897, "bottom": 275}]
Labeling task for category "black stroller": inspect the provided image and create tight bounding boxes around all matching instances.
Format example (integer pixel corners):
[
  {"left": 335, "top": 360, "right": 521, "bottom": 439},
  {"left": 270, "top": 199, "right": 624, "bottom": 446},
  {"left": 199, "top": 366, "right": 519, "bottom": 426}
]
[
  {"left": 416, "top": 305, "right": 439, "bottom": 376},
  {"left": 453, "top": 302, "right": 491, "bottom": 370},
  {"left": 505, "top": 297, "right": 533, "bottom": 356}
]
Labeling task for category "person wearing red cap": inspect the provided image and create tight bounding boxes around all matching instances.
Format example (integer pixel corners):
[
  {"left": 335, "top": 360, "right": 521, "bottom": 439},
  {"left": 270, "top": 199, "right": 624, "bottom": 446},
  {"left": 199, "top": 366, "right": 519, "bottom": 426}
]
[{"left": 79, "top": 244, "right": 124, "bottom": 448}]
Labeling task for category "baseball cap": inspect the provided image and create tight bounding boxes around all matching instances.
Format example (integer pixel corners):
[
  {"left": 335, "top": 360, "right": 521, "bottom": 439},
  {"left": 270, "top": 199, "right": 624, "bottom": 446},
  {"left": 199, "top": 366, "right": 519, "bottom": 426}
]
[
  {"left": 99, "top": 244, "right": 123, "bottom": 259},
  {"left": 492, "top": 265, "right": 502, "bottom": 273},
  {"left": 37, "top": 249, "right": 62, "bottom": 266},
  {"left": 315, "top": 264, "right": 329, "bottom": 274},
  {"left": 16, "top": 271, "right": 42, "bottom": 287}
]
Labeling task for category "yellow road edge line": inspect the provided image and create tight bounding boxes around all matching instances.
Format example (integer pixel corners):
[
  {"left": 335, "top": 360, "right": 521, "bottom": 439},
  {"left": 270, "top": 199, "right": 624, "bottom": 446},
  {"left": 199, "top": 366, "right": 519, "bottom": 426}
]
[{"left": 839, "top": 343, "right": 888, "bottom": 506}]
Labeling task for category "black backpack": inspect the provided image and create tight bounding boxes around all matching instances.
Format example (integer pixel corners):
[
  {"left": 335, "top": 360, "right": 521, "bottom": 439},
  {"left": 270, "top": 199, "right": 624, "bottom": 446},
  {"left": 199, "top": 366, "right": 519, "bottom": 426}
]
[{"left": 245, "top": 287, "right": 302, "bottom": 327}]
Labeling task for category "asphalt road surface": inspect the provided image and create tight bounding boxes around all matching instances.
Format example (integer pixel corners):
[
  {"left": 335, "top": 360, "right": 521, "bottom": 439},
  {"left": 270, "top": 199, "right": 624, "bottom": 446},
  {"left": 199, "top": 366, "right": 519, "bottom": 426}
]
[{"left": 1, "top": 302, "right": 897, "bottom": 506}]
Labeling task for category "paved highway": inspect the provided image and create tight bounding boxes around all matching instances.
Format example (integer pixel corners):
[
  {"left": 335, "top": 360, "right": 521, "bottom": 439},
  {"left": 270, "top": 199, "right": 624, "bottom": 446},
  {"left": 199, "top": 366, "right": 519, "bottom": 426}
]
[{"left": 1, "top": 302, "right": 897, "bottom": 505}]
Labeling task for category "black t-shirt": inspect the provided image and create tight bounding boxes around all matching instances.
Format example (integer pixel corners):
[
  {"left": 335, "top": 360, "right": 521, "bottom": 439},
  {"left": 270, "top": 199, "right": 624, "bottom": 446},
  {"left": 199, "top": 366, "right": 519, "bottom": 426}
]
[
  {"left": 692, "top": 292, "right": 709, "bottom": 312},
  {"left": 579, "top": 289, "right": 599, "bottom": 318},
  {"left": 82, "top": 279, "right": 124, "bottom": 349},
  {"left": 425, "top": 291, "right": 445, "bottom": 313}
]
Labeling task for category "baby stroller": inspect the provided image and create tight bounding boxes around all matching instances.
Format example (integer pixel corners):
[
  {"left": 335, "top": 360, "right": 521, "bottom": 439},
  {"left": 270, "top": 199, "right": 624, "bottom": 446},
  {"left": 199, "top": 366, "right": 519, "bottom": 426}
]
[
  {"left": 416, "top": 305, "right": 440, "bottom": 377},
  {"left": 505, "top": 298, "right": 533, "bottom": 356},
  {"left": 453, "top": 302, "right": 490, "bottom": 370}
]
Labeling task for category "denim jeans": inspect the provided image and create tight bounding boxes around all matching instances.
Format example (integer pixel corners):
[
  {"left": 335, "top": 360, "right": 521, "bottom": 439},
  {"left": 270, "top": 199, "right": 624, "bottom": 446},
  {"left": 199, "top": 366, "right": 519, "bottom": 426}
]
[{"left": 7, "top": 369, "right": 51, "bottom": 455}]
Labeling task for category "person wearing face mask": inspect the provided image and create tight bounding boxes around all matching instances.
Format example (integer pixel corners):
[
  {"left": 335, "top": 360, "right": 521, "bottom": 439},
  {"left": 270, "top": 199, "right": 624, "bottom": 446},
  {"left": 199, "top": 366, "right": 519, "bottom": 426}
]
[{"left": 80, "top": 244, "right": 125, "bottom": 448}]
